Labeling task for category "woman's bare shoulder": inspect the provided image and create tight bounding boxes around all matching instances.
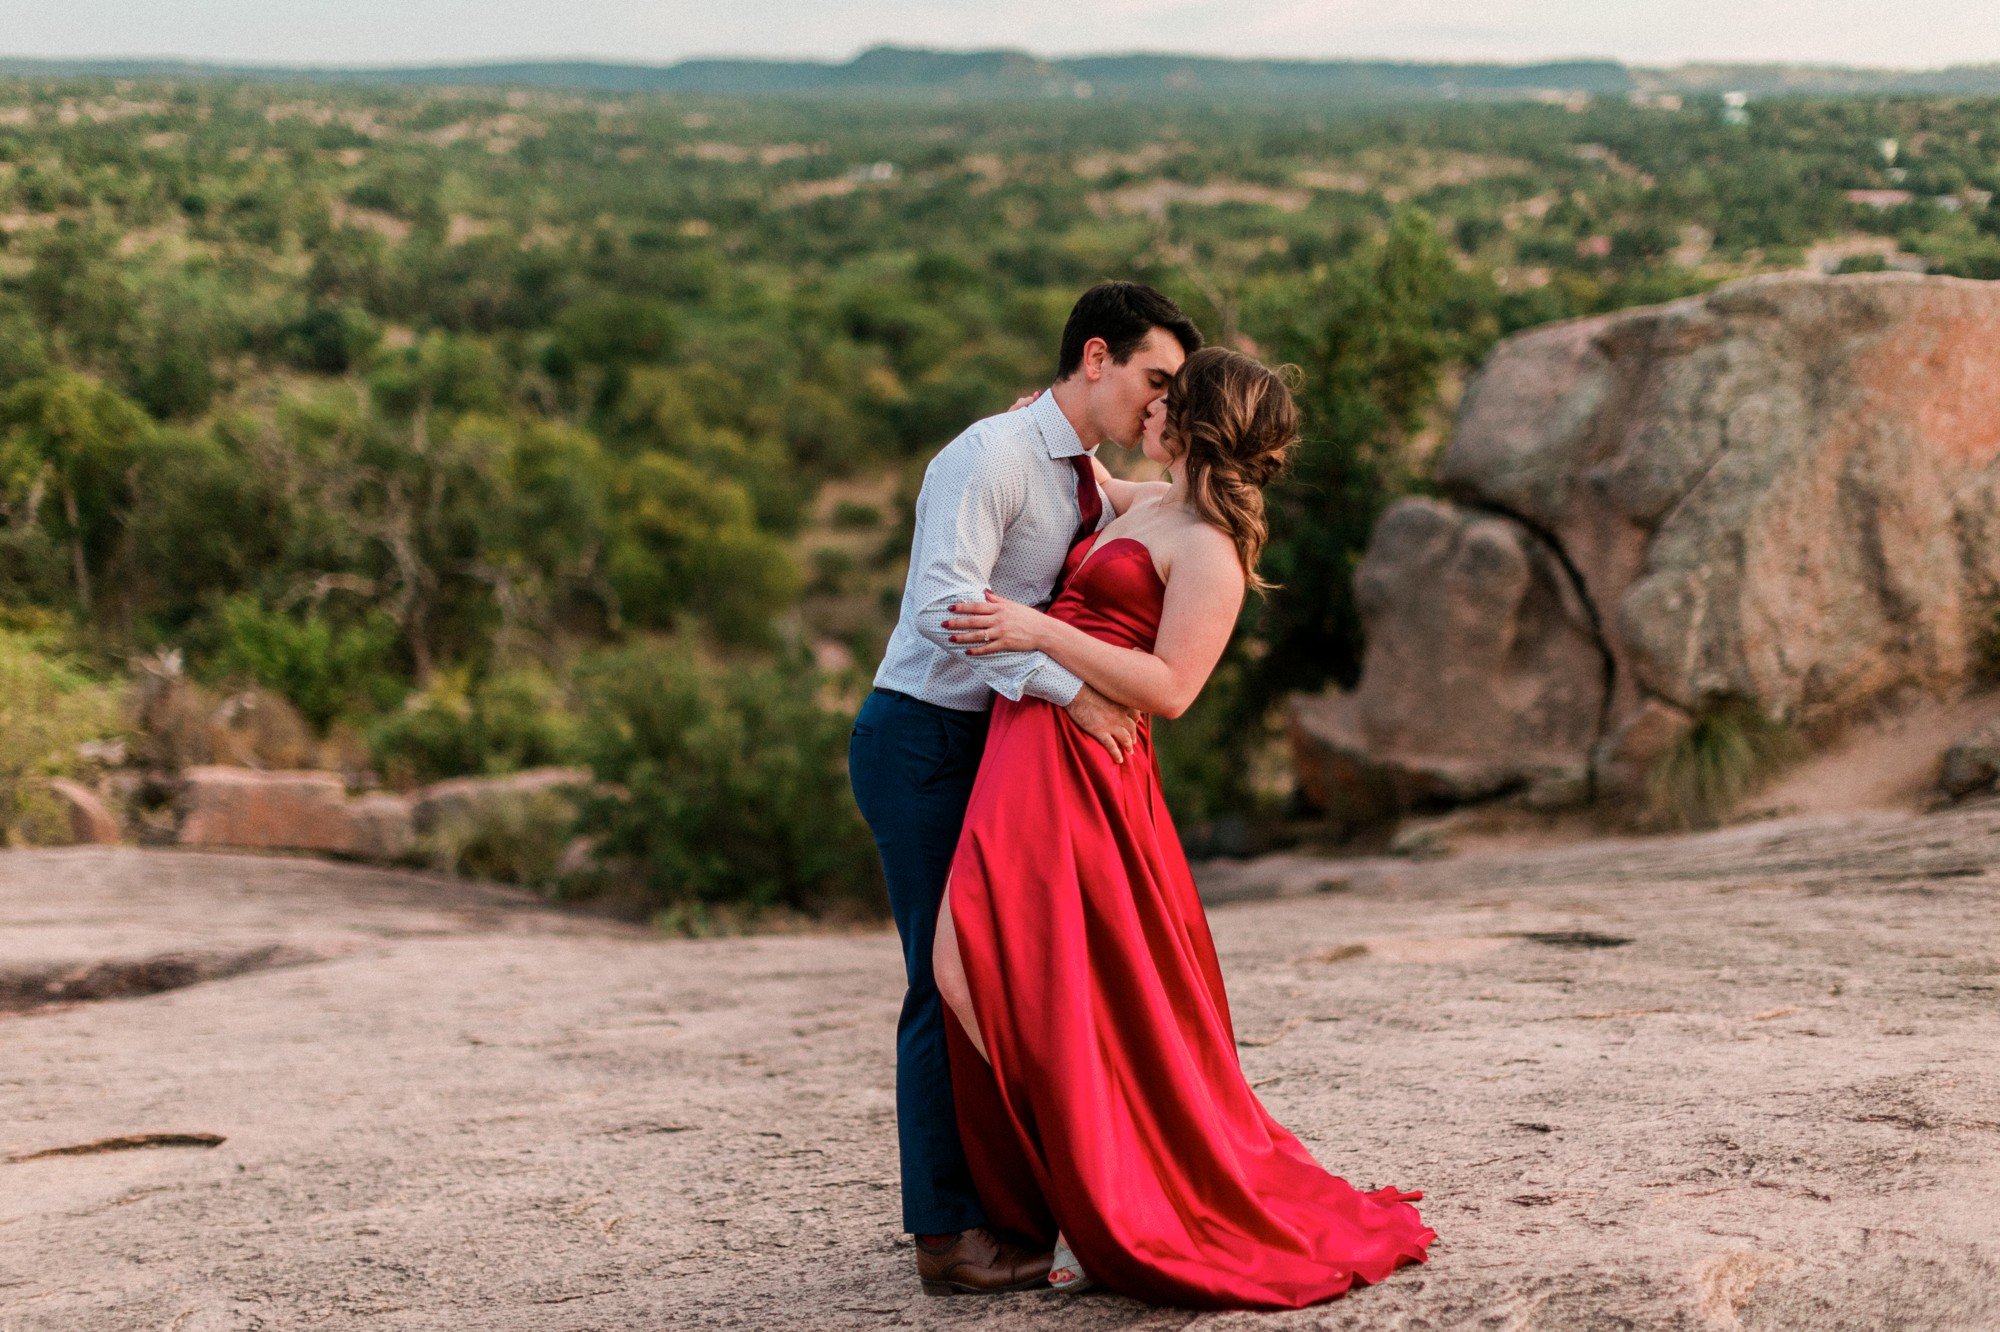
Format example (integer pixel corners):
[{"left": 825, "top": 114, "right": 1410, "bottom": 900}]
[
  {"left": 1157, "top": 512, "right": 1245, "bottom": 581},
  {"left": 1103, "top": 476, "right": 1171, "bottom": 516}
]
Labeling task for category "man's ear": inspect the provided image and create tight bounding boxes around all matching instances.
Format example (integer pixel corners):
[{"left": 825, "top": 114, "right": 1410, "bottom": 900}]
[{"left": 1080, "top": 336, "right": 1109, "bottom": 383}]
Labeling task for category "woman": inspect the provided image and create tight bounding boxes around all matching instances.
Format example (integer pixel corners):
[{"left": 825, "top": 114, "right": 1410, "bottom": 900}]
[{"left": 932, "top": 348, "right": 1435, "bottom": 1309}]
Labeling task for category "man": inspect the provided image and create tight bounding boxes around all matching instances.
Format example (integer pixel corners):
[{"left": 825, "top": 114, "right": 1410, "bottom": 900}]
[{"left": 848, "top": 281, "right": 1201, "bottom": 1294}]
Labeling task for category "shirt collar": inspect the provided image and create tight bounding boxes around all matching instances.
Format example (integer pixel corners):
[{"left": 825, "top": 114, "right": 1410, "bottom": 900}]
[{"left": 1029, "top": 388, "right": 1096, "bottom": 460}]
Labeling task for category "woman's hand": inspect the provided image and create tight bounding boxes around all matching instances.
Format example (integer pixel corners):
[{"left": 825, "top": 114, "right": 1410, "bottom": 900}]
[
  {"left": 1008, "top": 388, "right": 1043, "bottom": 411},
  {"left": 943, "top": 591, "right": 1052, "bottom": 656}
]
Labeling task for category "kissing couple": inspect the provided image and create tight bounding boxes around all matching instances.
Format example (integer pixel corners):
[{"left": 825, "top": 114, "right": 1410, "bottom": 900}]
[{"left": 848, "top": 282, "right": 1435, "bottom": 1309}]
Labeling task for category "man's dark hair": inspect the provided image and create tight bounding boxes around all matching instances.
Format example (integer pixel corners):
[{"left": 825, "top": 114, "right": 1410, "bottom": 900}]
[{"left": 1055, "top": 281, "right": 1202, "bottom": 380}]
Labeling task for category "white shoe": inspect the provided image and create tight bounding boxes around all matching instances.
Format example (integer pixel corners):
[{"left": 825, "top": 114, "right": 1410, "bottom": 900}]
[{"left": 1048, "top": 1233, "right": 1094, "bottom": 1293}]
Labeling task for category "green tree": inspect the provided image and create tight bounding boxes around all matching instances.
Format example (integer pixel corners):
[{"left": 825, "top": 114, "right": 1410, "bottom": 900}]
[
  {"left": 550, "top": 292, "right": 679, "bottom": 367},
  {"left": 19, "top": 225, "right": 129, "bottom": 365},
  {"left": 605, "top": 454, "right": 801, "bottom": 644},
  {"left": 1251, "top": 210, "right": 1467, "bottom": 707},
  {"left": 0, "top": 372, "right": 155, "bottom": 617},
  {"left": 282, "top": 302, "right": 382, "bottom": 375}
]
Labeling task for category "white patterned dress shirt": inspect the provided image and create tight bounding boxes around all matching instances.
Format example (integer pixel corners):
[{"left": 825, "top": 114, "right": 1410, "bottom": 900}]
[{"left": 873, "top": 389, "right": 1109, "bottom": 711}]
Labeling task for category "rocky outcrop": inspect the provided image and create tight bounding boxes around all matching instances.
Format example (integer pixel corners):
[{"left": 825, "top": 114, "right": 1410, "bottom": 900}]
[
  {"left": 1290, "top": 499, "right": 1605, "bottom": 824},
  {"left": 131, "top": 663, "right": 317, "bottom": 773},
  {"left": 1298, "top": 273, "right": 2000, "bottom": 822},
  {"left": 170, "top": 766, "right": 590, "bottom": 864},
  {"left": 44, "top": 779, "right": 122, "bottom": 845},
  {"left": 344, "top": 793, "right": 419, "bottom": 863},
  {"left": 177, "top": 768, "right": 413, "bottom": 861},
  {"left": 1939, "top": 720, "right": 2000, "bottom": 799}
]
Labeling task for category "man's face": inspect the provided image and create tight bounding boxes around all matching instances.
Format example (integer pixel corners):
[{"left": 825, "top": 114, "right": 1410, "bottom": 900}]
[{"left": 1090, "top": 327, "right": 1186, "bottom": 448}]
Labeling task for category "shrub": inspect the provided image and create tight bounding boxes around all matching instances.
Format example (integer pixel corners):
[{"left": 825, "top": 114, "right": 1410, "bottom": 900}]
[
  {"left": 282, "top": 302, "right": 381, "bottom": 374},
  {"left": 808, "top": 546, "right": 859, "bottom": 594},
  {"left": 830, "top": 500, "right": 882, "bottom": 530},
  {"left": 370, "top": 666, "right": 580, "bottom": 788},
  {"left": 208, "top": 596, "right": 404, "bottom": 731},
  {"left": 0, "top": 629, "right": 123, "bottom": 844},
  {"left": 570, "top": 638, "right": 879, "bottom": 919},
  {"left": 1645, "top": 697, "right": 1801, "bottom": 832},
  {"left": 423, "top": 789, "right": 578, "bottom": 890},
  {"left": 367, "top": 333, "right": 508, "bottom": 417},
  {"left": 127, "top": 335, "right": 219, "bottom": 421}
]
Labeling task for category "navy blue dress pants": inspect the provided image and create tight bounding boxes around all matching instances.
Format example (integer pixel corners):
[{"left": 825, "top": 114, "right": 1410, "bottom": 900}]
[{"left": 848, "top": 688, "right": 991, "bottom": 1236}]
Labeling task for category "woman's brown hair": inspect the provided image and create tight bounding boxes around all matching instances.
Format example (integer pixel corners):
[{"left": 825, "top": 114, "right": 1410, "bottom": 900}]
[{"left": 1163, "top": 347, "right": 1301, "bottom": 591}]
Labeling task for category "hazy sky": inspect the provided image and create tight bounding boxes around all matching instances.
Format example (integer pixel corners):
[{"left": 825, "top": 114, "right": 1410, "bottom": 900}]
[{"left": 3, "top": 0, "right": 1999, "bottom": 70}]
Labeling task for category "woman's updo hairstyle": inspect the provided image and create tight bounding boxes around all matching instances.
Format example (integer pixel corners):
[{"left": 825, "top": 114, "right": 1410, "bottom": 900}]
[{"left": 1163, "top": 346, "right": 1302, "bottom": 591}]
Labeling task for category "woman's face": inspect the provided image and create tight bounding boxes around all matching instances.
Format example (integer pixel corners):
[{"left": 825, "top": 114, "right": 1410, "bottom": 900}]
[{"left": 1140, "top": 396, "right": 1175, "bottom": 468}]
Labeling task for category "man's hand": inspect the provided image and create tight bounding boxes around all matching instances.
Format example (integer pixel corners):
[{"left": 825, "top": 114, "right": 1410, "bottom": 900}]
[{"left": 1066, "top": 682, "right": 1142, "bottom": 765}]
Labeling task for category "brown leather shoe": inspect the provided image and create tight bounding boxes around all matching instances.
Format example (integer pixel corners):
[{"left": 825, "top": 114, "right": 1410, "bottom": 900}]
[{"left": 916, "top": 1227, "right": 1054, "bottom": 1296}]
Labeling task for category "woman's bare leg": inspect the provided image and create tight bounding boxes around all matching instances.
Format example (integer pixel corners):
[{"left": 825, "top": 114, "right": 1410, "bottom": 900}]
[
  {"left": 939, "top": 886, "right": 1083, "bottom": 1289},
  {"left": 932, "top": 885, "right": 989, "bottom": 1063}
]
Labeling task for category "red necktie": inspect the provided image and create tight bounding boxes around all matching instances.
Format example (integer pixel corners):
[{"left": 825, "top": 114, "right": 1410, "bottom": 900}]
[{"left": 1068, "top": 454, "right": 1103, "bottom": 545}]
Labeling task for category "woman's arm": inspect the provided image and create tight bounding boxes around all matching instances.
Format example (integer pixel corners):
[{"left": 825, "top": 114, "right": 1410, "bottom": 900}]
[
  {"left": 944, "top": 528, "right": 1244, "bottom": 719},
  {"left": 1091, "top": 456, "right": 1168, "bottom": 517}
]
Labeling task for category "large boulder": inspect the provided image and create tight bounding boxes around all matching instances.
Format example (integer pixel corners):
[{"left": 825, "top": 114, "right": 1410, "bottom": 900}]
[
  {"left": 1299, "top": 273, "right": 2000, "bottom": 821},
  {"left": 176, "top": 767, "right": 413, "bottom": 860},
  {"left": 43, "top": 779, "right": 121, "bottom": 845},
  {"left": 1290, "top": 499, "right": 1605, "bottom": 821},
  {"left": 1939, "top": 719, "right": 2000, "bottom": 799},
  {"left": 344, "top": 793, "right": 418, "bottom": 863}
]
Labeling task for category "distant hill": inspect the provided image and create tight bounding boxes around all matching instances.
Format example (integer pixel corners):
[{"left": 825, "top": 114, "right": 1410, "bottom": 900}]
[
  {"left": 0, "top": 48, "right": 1632, "bottom": 100},
  {"left": 2, "top": 46, "right": 2000, "bottom": 101},
  {"left": 1632, "top": 62, "right": 2000, "bottom": 97},
  {"left": 654, "top": 48, "right": 1640, "bottom": 100}
]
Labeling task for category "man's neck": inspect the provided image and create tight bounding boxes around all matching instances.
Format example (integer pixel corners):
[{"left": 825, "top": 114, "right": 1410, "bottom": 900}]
[{"left": 1047, "top": 377, "right": 1102, "bottom": 450}]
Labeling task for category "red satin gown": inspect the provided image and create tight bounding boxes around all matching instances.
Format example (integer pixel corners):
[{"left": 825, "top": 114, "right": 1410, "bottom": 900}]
[{"left": 943, "top": 531, "right": 1435, "bottom": 1310}]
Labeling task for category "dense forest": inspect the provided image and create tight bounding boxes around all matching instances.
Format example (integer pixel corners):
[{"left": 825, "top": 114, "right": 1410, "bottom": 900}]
[{"left": 3, "top": 74, "right": 1998, "bottom": 924}]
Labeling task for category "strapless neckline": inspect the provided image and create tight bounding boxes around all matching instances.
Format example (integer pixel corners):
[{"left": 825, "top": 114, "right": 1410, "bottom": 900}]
[
  {"left": 1051, "top": 531, "right": 1168, "bottom": 654},
  {"left": 1069, "top": 532, "right": 1164, "bottom": 589}
]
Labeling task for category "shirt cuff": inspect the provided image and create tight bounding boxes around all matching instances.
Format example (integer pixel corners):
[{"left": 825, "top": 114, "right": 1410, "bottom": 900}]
[{"left": 1021, "top": 659, "right": 1084, "bottom": 708}]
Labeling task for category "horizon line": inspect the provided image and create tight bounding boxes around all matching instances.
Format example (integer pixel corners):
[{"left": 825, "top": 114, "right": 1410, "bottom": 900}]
[{"left": 1, "top": 46, "right": 1996, "bottom": 78}]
